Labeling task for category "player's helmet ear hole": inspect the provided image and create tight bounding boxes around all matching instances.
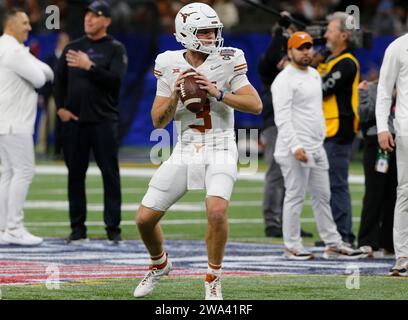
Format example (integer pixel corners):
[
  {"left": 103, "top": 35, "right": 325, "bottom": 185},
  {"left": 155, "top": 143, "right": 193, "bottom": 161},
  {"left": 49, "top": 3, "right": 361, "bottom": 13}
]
[{"left": 180, "top": 33, "right": 187, "bottom": 38}]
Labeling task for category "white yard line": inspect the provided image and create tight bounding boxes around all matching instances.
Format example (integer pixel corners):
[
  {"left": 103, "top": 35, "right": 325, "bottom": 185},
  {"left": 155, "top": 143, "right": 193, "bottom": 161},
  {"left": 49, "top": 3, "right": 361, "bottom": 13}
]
[
  {"left": 29, "top": 187, "right": 266, "bottom": 195},
  {"left": 25, "top": 217, "right": 361, "bottom": 227},
  {"left": 33, "top": 165, "right": 365, "bottom": 184},
  {"left": 24, "top": 199, "right": 363, "bottom": 212}
]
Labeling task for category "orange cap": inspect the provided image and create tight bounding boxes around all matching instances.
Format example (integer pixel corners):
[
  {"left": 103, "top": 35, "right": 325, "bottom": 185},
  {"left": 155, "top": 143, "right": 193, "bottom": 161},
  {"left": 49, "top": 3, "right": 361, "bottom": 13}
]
[{"left": 287, "top": 32, "right": 313, "bottom": 50}]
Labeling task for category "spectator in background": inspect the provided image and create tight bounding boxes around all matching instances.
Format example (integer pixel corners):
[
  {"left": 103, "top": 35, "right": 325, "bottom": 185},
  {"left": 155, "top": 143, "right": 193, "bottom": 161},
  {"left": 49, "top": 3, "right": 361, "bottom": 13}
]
[
  {"left": 214, "top": 0, "right": 239, "bottom": 30},
  {"left": 0, "top": 8, "right": 53, "bottom": 246},
  {"left": 316, "top": 12, "right": 360, "bottom": 247},
  {"left": 54, "top": 1, "right": 127, "bottom": 245},
  {"left": 357, "top": 79, "right": 396, "bottom": 257},
  {"left": 372, "top": 0, "right": 403, "bottom": 36}
]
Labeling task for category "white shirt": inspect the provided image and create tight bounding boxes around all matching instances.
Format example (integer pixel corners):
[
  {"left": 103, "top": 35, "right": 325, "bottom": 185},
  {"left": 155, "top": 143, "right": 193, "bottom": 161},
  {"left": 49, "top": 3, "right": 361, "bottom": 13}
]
[
  {"left": 0, "top": 34, "right": 54, "bottom": 134},
  {"left": 154, "top": 47, "right": 250, "bottom": 143},
  {"left": 376, "top": 33, "right": 408, "bottom": 136},
  {"left": 272, "top": 64, "right": 326, "bottom": 157}
]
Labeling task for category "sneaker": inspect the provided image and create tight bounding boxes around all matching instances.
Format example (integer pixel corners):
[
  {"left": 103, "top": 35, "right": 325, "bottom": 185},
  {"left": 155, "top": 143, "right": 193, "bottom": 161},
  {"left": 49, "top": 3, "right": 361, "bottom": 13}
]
[
  {"left": 2, "top": 228, "right": 43, "bottom": 246},
  {"left": 107, "top": 233, "right": 122, "bottom": 245},
  {"left": 323, "top": 242, "right": 368, "bottom": 260},
  {"left": 65, "top": 234, "right": 89, "bottom": 245},
  {"left": 205, "top": 274, "right": 223, "bottom": 300},
  {"left": 284, "top": 247, "right": 314, "bottom": 260},
  {"left": 133, "top": 256, "right": 172, "bottom": 298},
  {"left": 359, "top": 245, "right": 374, "bottom": 258},
  {"left": 389, "top": 257, "right": 408, "bottom": 276}
]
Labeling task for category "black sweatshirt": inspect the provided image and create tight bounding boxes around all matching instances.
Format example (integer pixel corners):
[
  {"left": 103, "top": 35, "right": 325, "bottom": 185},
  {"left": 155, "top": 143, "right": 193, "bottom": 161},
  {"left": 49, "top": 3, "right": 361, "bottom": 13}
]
[
  {"left": 54, "top": 35, "right": 128, "bottom": 123},
  {"left": 257, "top": 27, "right": 288, "bottom": 129}
]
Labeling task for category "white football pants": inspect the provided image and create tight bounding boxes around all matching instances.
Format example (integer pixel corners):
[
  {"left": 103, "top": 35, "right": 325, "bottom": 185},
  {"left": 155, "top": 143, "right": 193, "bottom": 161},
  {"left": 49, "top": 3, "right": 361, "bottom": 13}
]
[
  {"left": 276, "top": 147, "right": 342, "bottom": 250},
  {"left": 0, "top": 134, "right": 35, "bottom": 231}
]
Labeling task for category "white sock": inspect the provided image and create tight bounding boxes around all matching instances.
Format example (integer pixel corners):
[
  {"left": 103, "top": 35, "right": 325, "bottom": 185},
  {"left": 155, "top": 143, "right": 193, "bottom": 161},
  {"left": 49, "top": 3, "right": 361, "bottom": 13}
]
[
  {"left": 207, "top": 262, "right": 222, "bottom": 278},
  {"left": 150, "top": 251, "right": 167, "bottom": 268}
]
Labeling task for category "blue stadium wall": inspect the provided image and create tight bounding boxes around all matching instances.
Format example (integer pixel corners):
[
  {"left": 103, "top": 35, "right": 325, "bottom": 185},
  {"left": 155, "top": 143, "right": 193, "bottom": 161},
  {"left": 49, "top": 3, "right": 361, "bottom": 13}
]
[{"left": 31, "top": 33, "right": 395, "bottom": 146}]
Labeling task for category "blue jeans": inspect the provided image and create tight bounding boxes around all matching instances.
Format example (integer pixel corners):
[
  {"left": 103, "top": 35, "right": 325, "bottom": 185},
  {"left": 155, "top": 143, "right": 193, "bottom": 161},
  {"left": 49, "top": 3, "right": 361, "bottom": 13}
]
[{"left": 324, "top": 140, "right": 355, "bottom": 243}]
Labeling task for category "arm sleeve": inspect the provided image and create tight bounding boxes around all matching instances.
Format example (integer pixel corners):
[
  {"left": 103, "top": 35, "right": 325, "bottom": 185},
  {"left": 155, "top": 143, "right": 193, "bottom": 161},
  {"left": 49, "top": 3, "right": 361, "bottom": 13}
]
[
  {"left": 272, "top": 74, "right": 302, "bottom": 154},
  {"left": 87, "top": 43, "right": 128, "bottom": 93},
  {"left": 376, "top": 42, "right": 400, "bottom": 133},
  {"left": 321, "top": 58, "right": 357, "bottom": 98},
  {"left": 3, "top": 45, "right": 46, "bottom": 88},
  {"left": 54, "top": 47, "right": 69, "bottom": 109}
]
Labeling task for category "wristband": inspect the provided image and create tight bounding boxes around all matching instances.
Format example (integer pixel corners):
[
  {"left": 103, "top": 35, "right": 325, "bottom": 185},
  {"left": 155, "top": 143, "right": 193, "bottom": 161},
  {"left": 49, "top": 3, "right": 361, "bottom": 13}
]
[{"left": 216, "top": 90, "right": 225, "bottom": 102}]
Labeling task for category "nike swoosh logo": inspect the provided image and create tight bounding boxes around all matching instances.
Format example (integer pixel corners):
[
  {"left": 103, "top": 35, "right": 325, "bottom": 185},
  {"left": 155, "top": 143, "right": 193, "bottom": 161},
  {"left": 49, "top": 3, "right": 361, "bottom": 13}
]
[{"left": 210, "top": 65, "right": 222, "bottom": 70}]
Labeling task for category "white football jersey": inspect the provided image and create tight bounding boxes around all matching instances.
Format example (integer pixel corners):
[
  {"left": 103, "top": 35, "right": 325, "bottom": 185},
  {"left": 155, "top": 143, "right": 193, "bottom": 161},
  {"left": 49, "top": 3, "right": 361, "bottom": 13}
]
[{"left": 153, "top": 47, "right": 250, "bottom": 142}]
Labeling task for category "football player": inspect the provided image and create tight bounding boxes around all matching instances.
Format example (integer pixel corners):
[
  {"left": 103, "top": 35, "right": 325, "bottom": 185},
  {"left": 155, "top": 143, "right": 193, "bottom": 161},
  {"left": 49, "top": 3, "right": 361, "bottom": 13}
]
[{"left": 133, "top": 2, "right": 262, "bottom": 300}]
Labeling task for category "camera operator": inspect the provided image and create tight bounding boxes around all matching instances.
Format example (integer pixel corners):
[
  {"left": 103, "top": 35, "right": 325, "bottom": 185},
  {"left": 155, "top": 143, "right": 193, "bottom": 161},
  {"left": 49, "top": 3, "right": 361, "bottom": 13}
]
[
  {"left": 314, "top": 12, "right": 360, "bottom": 247},
  {"left": 258, "top": 13, "right": 312, "bottom": 238}
]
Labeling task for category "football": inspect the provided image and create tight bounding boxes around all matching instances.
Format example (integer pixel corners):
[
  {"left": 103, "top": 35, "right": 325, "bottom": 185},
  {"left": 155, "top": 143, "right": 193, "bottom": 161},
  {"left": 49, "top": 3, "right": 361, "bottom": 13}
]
[{"left": 179, "top": 69, "right": 207, "bottom": 113}]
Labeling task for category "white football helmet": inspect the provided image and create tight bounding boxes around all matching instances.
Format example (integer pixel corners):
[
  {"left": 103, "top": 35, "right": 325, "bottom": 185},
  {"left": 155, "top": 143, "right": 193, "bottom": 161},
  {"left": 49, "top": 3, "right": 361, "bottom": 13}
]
[{"left": 174, "top": 2, "right": 224, "bottom": 55}]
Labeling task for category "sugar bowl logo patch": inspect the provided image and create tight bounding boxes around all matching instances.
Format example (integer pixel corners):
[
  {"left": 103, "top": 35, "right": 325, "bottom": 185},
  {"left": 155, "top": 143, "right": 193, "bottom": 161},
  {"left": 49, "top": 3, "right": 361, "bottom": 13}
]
[{"left": 220, "top": 49, "right": 236, "bottom": 60}]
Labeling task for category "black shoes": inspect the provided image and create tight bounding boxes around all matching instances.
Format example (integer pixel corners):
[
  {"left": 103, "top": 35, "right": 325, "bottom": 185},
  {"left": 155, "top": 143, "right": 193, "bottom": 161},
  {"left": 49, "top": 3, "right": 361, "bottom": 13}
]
[
  {"left": 66, "top": 233, "right": 89, "bottom": 245},
  {"left": 300, "top": 229, "right": 313, "bottom": 238},
  {"left": 265, "top": 227, "right": 283, "bottom": 237},
  {"left": 107, "top": 233, "right": 122, "bottom": 245},
  {"left": 66, "top": 232, "right": 122, "bottom": 245}
]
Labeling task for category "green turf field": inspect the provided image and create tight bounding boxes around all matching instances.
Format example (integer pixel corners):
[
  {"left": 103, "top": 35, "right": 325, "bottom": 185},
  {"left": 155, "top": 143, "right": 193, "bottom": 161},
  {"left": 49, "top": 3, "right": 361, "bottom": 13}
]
[
  {"left": 2, "top": 159, "right": 408, "bottom": 300},
  {"left": 2, "top": 276, "right": 408, "bottom": 300}
]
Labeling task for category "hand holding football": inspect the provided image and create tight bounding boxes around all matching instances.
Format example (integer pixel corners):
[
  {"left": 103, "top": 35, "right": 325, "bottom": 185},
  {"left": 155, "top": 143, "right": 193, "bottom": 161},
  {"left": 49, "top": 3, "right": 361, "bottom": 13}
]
[{"left": 179, "top": 69, "right": 207, "bottom": 113}]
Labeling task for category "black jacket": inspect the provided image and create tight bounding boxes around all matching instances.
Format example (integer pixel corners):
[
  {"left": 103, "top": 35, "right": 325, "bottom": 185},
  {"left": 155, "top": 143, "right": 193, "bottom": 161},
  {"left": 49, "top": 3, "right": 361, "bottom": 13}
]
[
  {"left": 54, "top": 35, "right": 128, "bottom": 123},
  {"left": 257, "top": 27, "right": 288, "bottom": 130}
]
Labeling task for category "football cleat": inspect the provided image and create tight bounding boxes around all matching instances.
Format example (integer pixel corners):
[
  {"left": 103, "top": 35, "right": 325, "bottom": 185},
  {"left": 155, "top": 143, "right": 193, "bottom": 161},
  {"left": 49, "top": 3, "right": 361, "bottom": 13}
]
[
  {"left": 205, "top": 274, "right": 223, "bottom": 300},
  {"left": 133, "top": 256, "right": 172, "bottom": 298}
]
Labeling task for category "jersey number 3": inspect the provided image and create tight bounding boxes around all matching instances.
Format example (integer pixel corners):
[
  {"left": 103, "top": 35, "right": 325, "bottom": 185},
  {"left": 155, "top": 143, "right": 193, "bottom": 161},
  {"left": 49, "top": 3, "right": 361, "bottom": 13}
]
[{"left": 189, "top": 99, "right": 212, "bottom": 132}]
